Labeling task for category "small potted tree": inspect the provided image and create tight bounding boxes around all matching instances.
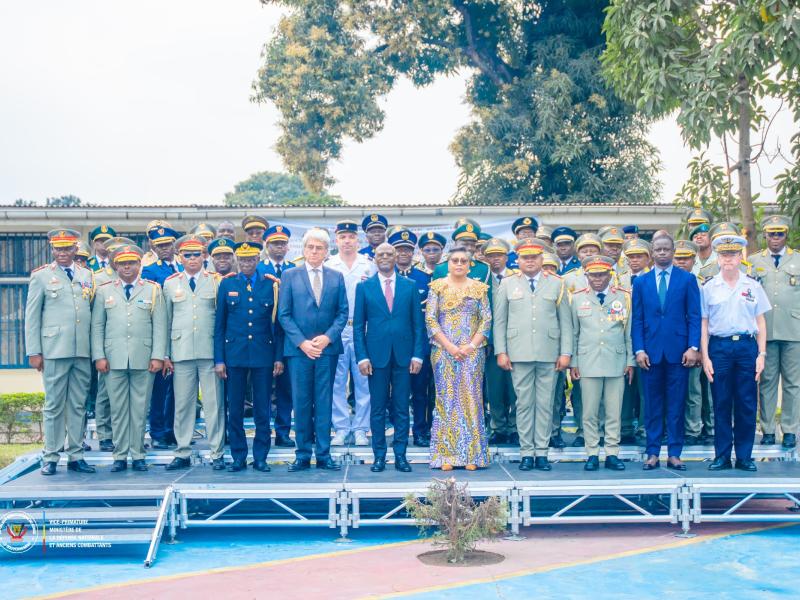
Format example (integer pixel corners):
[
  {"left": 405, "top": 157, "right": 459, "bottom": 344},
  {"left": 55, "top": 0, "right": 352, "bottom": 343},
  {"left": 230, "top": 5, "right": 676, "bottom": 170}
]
[{"left": 406, "top": 477, "right": 507, "bottom": 566}]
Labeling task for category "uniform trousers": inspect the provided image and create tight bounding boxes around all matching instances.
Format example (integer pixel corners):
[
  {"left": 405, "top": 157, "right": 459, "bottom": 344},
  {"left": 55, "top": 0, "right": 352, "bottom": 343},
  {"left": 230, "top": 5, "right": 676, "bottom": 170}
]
[
  {"left": 332, "top": 327, "right": 370, "bottom": 434},
  {"left": 759, "top": 340, "right": 800, "bottom": 435},
  {"left": 581, "top": 376, "right": 624, "bottom": 456},
  {"left": 510, "top": 362, "right": 556, "bottom": 457},
  {"left": 227, "top": 366, "right": 272, "bottom": 463},
  {"left": 42, "top": 357, "right": 90, "bottom": 463},
  {"left": 173, "top": 359, "right": 224, "bottom": 460},
  {"left": 106, "top": 369, "right": 154, "bottom": 461}
]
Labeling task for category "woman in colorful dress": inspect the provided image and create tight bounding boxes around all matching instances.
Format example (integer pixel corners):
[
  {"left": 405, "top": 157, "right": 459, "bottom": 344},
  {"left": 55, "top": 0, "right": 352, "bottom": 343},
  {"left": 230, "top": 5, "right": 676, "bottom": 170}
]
[{"left": 425, "top": 248, "right": 491, "bottom": 470}]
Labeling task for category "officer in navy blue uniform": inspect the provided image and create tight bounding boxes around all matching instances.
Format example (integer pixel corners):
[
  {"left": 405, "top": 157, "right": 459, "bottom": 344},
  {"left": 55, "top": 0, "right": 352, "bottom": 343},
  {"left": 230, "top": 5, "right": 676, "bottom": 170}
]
[
  {"left": 552, "top": 226, "right": 582, "bottom": 276},
  {"left": 623, "top": 225, "right": 639, "bottom": 240},
  {"left": 507, "top": 216, "right": 539, "bottom": 269},
  {"left": 141, "top": 225, "right": 183, "bottom": 448},
  {"left": 389, "top": 229, "right": 433, "bottom": 445},
  {"left": 359, "top": 213, "right": 388, "bottom": 259},
  {"left": 214, "top": 241, "right": 284, "bottom": 472},
  {"left": 259, "top": 225, "right": 296, "bottom": 447}
]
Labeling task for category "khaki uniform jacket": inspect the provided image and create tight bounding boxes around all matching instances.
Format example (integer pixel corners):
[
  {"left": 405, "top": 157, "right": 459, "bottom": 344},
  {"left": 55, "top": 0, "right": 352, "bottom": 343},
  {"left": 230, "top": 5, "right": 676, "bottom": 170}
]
[
  {"left": 25, "top": 262, "right": 94, "bottom": 359},
  {"left": 493, "top": 271, "right": 572, "bottom": 362},
  {"left": 163, "top": 270, "right": 219, "bottom": 361},
  {"left": 91, "top": 278, "right": 167, "bottom": 370},
  {"left": 750, "top": 248, "right": 800, "bottom": 342},
  {"left": 570, "top": 286, "right": 634, "bottom": 377}
]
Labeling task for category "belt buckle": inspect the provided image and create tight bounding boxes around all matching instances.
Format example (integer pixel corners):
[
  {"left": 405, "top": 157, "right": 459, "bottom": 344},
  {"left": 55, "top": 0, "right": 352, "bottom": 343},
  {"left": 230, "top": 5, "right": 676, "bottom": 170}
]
[{"left": 731, "top": 335, "right": 740, "bottom": 341}]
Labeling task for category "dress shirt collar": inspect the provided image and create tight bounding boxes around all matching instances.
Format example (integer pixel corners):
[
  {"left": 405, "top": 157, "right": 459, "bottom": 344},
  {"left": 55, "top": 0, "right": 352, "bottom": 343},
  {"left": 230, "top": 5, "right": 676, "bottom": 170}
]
[
  {"left": 378, "top": 271, "right": 396, "bottom": 286},
  {"left": 305, "top": 261, "right": 323, "bottom": 275}
]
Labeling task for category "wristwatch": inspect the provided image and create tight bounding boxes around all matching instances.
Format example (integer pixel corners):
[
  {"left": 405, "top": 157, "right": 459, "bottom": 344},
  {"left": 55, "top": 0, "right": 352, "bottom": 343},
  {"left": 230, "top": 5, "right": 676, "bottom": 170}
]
[
  {"left": 690, "top": 346, "right": 699, "bottom": 352},
  {"left": 758, "top": 351, "right": 767, "bottom": 358},
  {"left": 468, "top": 342, "right": 478, "bottom": 351}
]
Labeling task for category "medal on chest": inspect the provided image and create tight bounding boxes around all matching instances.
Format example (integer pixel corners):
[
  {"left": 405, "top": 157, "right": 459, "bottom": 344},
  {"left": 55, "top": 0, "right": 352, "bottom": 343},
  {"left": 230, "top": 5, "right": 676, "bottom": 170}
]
[{"left": 608, "top": 299, "right": 626, "bottom": 321}]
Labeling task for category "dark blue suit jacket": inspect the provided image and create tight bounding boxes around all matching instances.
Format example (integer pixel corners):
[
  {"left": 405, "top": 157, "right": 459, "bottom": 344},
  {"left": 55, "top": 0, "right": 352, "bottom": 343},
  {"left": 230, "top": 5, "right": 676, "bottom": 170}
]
[
  {"left": 257, "top": 259, "right": 296, "bottom": 279},
  {"left": 214, "top": 273, "right": 282, "bottom": 368},
  {"left": 632, "top": 266, "right": 701, "bottom": 364},
  {"left": 353, "top": 274, "right": 426, "bottom": 369},
  {"left": 277, "top": 265, "right": 348, "bottom": 357},
  {"left": 141, "top": 260, "right": 183, "bottom": 286}
]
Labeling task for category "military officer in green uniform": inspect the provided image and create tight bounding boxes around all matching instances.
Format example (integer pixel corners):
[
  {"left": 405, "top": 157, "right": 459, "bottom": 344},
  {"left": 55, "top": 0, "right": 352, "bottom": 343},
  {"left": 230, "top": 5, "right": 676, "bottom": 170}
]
[
  {"left": 483, "top": 238, "right": 519, "bottom": 444},
  {"left": 599, "top": 226, "right": 629, "bottom": 281},
  {"left": 162, "top": 235, "right": 225, "bottom": 470},
  {"left": 208, "top": 237, "right": 237, "bottom": 277},
  {"left": 750, "top": 214, "right": 800, "bottom": 448},
  {"left": 690, "top": 223, "right": 717, "bottom": 277},
  {"left": 432, "top": 222, "right": 491, "bottom": 284},
  {"left": 91, "top": 244, "right": 167, "bottom": 472},
  {"left": 685, "top": 207, "right": 712, "bottom": 229},
  {"left": 87, "top": 225, "right": 117, "bottom": 272},
  {"left": 569, "top": 255, "right": 633, "bottom": 470},
  {"left": 74, "top": 242, "right": 91, "bottom": 267},
  {"left": 26, "top": 229, "right": 97, "bottom": 476},
  {"left": 493, "top": 238, "right": 572, "bottom": 471}
]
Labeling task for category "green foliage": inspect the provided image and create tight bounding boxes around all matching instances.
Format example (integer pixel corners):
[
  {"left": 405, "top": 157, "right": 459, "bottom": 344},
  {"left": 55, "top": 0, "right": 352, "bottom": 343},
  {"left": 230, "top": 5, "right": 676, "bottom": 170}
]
[
  {"left": 45, "top": 195, "right": 81, "bottom": 207},
  {"left": 405, "top": 477, "right": 507, "bottom": 564},
  {"left": 0, "top": 393, "right": 45, "bottom": 444},
  {"left": 254, "top": 0, "right": 660, "bottom": 204},
  {"left": 223, "top": 171, "right": 343, "bottom": 206},
  {"left": 775, "top": 132, "right": 800, "bottom": 247},
  {"left": 673, "top": 152, "right": 740, "bottom": 237}
]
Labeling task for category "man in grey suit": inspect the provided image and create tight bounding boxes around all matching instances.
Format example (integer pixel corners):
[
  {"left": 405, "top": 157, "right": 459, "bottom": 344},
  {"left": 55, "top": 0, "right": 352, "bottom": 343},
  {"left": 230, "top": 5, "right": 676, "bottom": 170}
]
[
  {"left": 278, "top": 228, "right": 349, "bottom": 472},
  {"left": 25, "top": 229, "right": 96, "bottom": 476},
  {"left": 91, "top": 244, "right": 167, "bottom": 473},
  {"left": 493, "top": 238, "right": 572, "bottom": 471}
]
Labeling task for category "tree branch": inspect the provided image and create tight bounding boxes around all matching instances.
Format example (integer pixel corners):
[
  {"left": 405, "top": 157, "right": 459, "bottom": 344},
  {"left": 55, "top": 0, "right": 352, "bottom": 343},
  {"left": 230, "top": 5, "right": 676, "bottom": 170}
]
[
  {"left": 750, "top": 99, "right": 783, "bottom": 163},
  {"left": 453, "top": 0, "right": 515, "bottom": 86}
]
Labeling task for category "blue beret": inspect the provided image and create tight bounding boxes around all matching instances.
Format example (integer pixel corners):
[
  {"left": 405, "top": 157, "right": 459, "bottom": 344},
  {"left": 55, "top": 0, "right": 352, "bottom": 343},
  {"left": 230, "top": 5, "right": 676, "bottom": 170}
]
[
  {"left": 388, "top": 229, "right": 417, "bottom": 247},
  {"left": 418, "top": 231, "right": 446, "bottom": 248},
  {"left": 361, "top": 214, "right": 388, "bottom": 231}
]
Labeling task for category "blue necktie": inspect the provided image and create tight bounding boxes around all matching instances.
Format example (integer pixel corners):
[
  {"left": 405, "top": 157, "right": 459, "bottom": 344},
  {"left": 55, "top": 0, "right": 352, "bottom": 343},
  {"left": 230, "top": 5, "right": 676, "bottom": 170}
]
[
  {"left": 597, "top": 292, "right": 606, "bottom": 306},
  {"left": 529, "top": 278, "right": 535, "bottom": 293},
  {"left": 658, "top": 270, "right": 667, "bottom": 309},
  {"left": 773, "top": 254, "right": 781, "bottom": 268},
  {"left": 189, "top": 276, "right": 196, "bottom": 292},
  {"left": 124, "top": 284, "right": 133, "bottom": 300},
  {"left": 64, "top": 267, "right": 73, "bottom": 281},
  {"left": 275, "top": 263, "right": 282, "bottom": 278}
]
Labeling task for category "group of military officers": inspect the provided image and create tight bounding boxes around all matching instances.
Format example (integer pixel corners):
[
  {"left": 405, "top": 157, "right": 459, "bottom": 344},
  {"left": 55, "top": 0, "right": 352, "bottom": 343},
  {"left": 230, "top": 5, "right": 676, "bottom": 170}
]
[{"left": 24, "top": 207, "right": 799, "bottom": 475}]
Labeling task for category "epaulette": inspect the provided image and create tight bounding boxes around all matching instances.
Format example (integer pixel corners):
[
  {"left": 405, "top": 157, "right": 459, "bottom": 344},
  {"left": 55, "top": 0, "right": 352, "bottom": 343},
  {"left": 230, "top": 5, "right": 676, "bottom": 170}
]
[
  {"left": 165, "top": 272, "right": 182, "bottom": 282},
  {"left": 701, "top": 276, "right": 713, "bottom": 285},
  {"left": 612, "top": 286, "right": 631, "bottom": 294},
  {"left": 290, "top": 257, "right": 306, "bottom": 266},
  {"left": 31, "top": 264, "right": 47, "bottom": 274},
  {"left": 543, "top": 271, "right": 562, "bottom": 279},
  {"left": 141, "top": 278, "right": 161, "bottom": 288},
  {"left": 264, "top": 274, "right": 280, "bottom": 284},
  {"left": 99, "top": 279, "right": 113, "bottom": 287},
  {"left": 573, "top": 287, "right": 589, "bottom": 294},
  {"left": 223, "top": 272, "right": 236, "bottom": 279}
]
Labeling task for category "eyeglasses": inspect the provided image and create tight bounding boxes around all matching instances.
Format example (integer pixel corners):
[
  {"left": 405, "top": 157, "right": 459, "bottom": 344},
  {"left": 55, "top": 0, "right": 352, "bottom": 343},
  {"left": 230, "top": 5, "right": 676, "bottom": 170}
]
[
  {"left": 767, "top": 232, "right": 786, "bottom": 238},
  {"left": 422, "top": 247, "right": 441, "bottom": 254},
  {"left": 450, "top": 258, "right": 470, "bottom": 265},
  {"left": 181, "top": 252, "right": 202, "bottom": 258}
]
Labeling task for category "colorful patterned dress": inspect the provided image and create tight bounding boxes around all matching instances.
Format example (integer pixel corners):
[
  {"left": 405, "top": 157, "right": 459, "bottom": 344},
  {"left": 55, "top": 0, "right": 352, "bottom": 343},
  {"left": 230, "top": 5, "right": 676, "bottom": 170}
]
[{"left": 425, "top": 278, "right": 491, "bottom": 468}]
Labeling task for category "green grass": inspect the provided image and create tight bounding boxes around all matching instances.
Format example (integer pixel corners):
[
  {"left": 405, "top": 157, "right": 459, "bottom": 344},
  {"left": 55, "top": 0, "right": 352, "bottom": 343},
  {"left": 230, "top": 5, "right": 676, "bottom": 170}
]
[{"left": 0, "top": 443, "right": 40, "bottom": 468}]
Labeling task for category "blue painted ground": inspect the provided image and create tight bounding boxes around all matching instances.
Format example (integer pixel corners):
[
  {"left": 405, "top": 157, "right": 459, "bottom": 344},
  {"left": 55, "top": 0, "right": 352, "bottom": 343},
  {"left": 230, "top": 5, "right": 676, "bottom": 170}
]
[
  {"left": 3, "top": 527, "right": 418, "bottom": 600},
  {"left": 408, "top": 524, "right": 800, "bottom": 600}
]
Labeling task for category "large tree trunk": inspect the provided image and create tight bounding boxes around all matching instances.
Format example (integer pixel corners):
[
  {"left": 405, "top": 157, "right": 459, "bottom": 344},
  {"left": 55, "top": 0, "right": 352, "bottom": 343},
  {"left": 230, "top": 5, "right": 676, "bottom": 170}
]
[{"left": 737, "top": 75, "right": 757, "bottom": 252}]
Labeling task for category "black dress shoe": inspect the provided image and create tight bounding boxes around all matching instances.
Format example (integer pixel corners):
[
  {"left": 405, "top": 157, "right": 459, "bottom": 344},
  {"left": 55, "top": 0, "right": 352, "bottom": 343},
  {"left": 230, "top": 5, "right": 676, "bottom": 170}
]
[
  {"left": 571, "top": 436, "right": 585, "bottom": 448},
  {"left": 666, "top": 458, "right": 687, "bottom": 471},
  {"left": 132, "top": 459, "right": 148, "bottom": 472},
  {"left": 684, "top": 436, "right": 702, "bottom": 446},
  {"left": 584, "top": 456, "right": 599, "bottom": 471},
  {"left": 519, "top": 456, "right": 534, "bottom": 471},
  {"left": 67, "top": 459, "right": 96, "bottom": 473},
  {"left": 534, "top": 457, "right": 552, "bottom": 471},
  {"left": 642, "top": 456, "right": 660, "bottom": 470},
  {"left": 605, "top": 456, "right": 626, "bottom": 471},
  {"left": 212, "top": 457, "right": 226, "bottom": 470},
  {"left": 708, "top": 456, "right": 733, "bottom": 471},
  {"left": 371, "top": 457, "right": 386, "bottom": 472},
  {"left": 549, "top": 434, "right": 567, "bottom": 449},
  {"left": 760, "top": 433, "right": 776, "bottom": 445},
  {"left": 151, "top": 438, "right": 171, "bottom": 450},
  {"left": 99, "top": 439, "right": 114, "bottom": 452},
  {"left": 288, "top": 459, "right": 311, "bottom": 472},
  {"left": 166, "top": 457, "right": 191, "bottom": 471},
  {"left": 253, "top": 460, "right": 271, "bottom": 472},
  {"left": 275, "top": 435, "right": 294, "bottom": 448},
  {"left": 508, "top": 432, "right": 519, "bottom": 445},
  {"left": 110, "top": 459, "right": 127, "bottom": 472},
  {"left": 395, "top": 456, "right": 412, "bottom": 472},
  {"left": 227, "top": 459, "right": 247, "bottom": 472},
  {"left": 316, "top": 457, "right": 341, "bottom": 470},
  {"left": 782, "top": 433, "right": 797, "bottom": 449},
  {"left": 40, "top": 461, "right": 57, "bottom": 476},
  {"left": 413, "top": 436, "right": 430, "bottom": 447},
  {"left": 81, "top": 441, "right": 92, "bottom": 452},
  {"left": 620, "top": 435, "right": 637, "bottom": 445},
  {"left": 735, "top": 458, "right": 757, "bottom": 472},
  {"left": 488, "top": 432, "right": 507, "bottom": 445}
]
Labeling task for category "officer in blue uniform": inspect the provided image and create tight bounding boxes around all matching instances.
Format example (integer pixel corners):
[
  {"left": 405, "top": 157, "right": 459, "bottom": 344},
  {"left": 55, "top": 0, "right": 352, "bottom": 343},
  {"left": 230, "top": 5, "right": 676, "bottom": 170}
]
[
  {"left": 259, "top": 225, "right": 296, "bottom": 447},
  {"left": 623, "top": 225, "right": 639, "bottom": 240},
  {"left": 506, "top": 216, "right": 539, "bottom": 268},
  {"left": 552, "top": 226, "right": 581, "bottom": 275},
  {"left": 214, "top": 241, "right": 284, "bottom": 472},
  {"left": 417, "top": 231, "right": 446, "bottom": 275},
  {"left": 141, "top": 225, "right": 183, "bottom": 449},
  {"left": 702, "top": 235, "right": 770, "bottom": 472},
  {"left": 87, "top": 225, "right": 117, "bottom": 272},
  {"left": 387, "top": 229, "right": 433, "bottom": 445},
  {"left": 359, "top": 214, "right": 388, "bottom": 259}
]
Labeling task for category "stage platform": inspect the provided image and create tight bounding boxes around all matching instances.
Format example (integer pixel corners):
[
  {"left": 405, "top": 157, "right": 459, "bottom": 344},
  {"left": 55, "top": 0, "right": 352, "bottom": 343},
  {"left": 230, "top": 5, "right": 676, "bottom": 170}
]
[{"left": 2, "top": 450, "right": 800, "bottom": 567}]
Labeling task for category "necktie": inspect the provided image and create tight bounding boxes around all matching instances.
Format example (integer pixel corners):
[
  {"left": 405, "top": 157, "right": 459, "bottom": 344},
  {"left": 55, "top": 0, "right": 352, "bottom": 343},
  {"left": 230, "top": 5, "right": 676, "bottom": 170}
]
[
  {"left": 497, "top": 273, "right": 503, "bottom": 282},
  {"left": 189, "top": 276, "right": 196, "bottom": 292},
  {"left": 529, "top": 278, "right": 535, "bottom": 293},
  {"left": 100, "top": 260, "right": 107, "bottom": 269},
  {"left": 64, "top": 267, "right": 73, "bottom": 281},
  {"left": 773, "top": 254, "right": 781, "bottom": 268},
  {"left": 275, "top": 263, "right": 282, "bottom": 278},
  {"left": 384, "top": 278, "right": 394, "bottom": 312},
  {"left": 167, "top": 262, "right": 176, "bottom": 273},
  {"left": 658, "top": 270, "right": 668, "bottom": 309},
  {"left": 312, "top": 269, "right": 322, "bottom": 305},
  {"left": 124, "top": 283, "right": 133, "bottom": 300},
  {"left": 597, "top": 292, "right": 606, "bottom": 306}
]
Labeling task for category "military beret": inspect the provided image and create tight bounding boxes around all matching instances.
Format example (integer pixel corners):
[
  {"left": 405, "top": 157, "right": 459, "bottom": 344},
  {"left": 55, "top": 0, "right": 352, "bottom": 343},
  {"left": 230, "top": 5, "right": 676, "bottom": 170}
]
[
  {"left": 47, "top": 229, "right": 80, "bottom": 248},
  {"left": 265, "top": 225, "right": 291, "bottom": 242},
  {"left": 689, "top": 223, "right": 710, "bottom": 239},
  {"left": 552, "top": 226, "right": 578, "bottom": 244},
  {"left": 388, "top": 229, "right": 417, "bottom": 248},
  {"left": 483, "top": 237, "right": 510, "bottom": 255},
  {"left": 362, "top": 214, "right": 388, "bottom": 231},
  {"left": 418, "top": 231, "right": 446, "bottom": 248},
  {"left": 241, "top": 215, "right": 269, "bottom": 232},
  {"left": 512, "top": 216, "right": 539, "bottom": 235},
  {"left": 674, "top": 239, "right": 698, "bottom": 258},
  {"left": 89, "top": 225, "right": 116, "bottom": 243},
  {"left": 207, "top": 238, "right": 234, "bottom": 256}
]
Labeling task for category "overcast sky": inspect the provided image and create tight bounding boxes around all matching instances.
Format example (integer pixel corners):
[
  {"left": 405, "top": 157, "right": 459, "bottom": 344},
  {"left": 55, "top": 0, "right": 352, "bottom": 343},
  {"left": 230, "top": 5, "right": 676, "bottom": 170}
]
[{"left": 0, "top": 1, "right": 793, "bottom": 207}]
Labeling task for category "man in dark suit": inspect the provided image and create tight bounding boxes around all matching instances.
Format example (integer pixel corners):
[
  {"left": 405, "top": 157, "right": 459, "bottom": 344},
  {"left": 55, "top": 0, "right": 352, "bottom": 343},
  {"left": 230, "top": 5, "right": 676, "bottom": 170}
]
[
  {"left": 278, "top": 228, "right": 349, "bottom": 471},
  {"left": 353, "top": 243, "right": 425, "bottom": 473},
  {"left": 214, "top": 241, "right": 283, "bottom": 473},
  {"left": 632, "top": 234, "right": 701, "bottom": 471}
]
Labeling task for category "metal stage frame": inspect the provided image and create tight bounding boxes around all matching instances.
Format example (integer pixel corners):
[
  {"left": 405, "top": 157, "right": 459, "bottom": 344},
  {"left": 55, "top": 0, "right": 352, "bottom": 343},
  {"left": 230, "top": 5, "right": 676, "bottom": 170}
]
[{"left": 2, "top": 449, "right": 800, "bottom": 568}]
